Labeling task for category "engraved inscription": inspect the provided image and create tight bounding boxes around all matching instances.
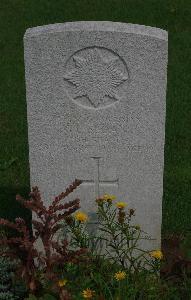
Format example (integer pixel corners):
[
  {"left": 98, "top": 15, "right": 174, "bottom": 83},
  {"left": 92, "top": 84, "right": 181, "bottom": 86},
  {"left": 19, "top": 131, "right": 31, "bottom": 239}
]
[
  {"left": 64, "top": 47, "right": 129, "bottom": 108},
  {"left": 78, "top": 157, "right": 119, "bottom": 198}
]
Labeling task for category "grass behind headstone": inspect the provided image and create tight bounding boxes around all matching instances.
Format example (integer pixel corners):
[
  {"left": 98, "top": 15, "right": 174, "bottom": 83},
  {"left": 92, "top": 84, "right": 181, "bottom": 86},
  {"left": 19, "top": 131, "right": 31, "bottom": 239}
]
[{"left": 0, "top": 0, "right": 190, "bottom": 234}]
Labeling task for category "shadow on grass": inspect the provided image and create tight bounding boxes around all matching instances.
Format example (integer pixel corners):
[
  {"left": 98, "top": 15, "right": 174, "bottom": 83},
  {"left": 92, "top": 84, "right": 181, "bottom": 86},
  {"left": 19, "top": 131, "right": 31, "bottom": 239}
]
[{"left": 0, "top": 185, "right": 31, "bottom": 229}]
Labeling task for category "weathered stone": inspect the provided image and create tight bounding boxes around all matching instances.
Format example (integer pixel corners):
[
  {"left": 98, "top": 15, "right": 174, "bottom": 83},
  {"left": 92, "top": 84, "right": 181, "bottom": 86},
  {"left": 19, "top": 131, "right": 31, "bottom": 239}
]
[{"left": 24, "top": 21, "right": 168, "bottom": 250}]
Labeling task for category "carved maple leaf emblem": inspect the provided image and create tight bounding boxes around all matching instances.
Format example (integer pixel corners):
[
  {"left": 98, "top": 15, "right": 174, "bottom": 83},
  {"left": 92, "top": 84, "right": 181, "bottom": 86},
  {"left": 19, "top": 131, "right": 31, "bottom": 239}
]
[{"left": 64, "top": 48, "right": 128, "bottom": 108}]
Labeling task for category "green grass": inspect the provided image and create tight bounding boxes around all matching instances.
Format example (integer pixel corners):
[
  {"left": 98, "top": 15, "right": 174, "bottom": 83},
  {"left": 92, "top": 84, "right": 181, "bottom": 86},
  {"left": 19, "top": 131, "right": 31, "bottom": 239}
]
[{"left": 0, "top": 0, "right": 190, "bottom": 233}]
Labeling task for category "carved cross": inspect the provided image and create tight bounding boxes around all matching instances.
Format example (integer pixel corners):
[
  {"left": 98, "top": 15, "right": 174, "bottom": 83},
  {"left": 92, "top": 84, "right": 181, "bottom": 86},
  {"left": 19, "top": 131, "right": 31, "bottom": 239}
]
[{"left": 78, "top": 157, "right": 119, "bottom": 198}]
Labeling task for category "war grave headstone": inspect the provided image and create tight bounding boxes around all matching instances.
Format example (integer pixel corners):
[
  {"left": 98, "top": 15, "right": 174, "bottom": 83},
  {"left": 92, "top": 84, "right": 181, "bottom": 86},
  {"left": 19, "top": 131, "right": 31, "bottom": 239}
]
[{"left": 24, "top": 21, "right": 168, "bottom": 250}]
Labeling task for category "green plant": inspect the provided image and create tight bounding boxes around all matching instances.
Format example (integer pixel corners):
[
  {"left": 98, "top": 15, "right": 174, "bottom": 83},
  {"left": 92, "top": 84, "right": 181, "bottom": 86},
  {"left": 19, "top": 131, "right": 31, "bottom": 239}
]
[
  {"left": 0, "top": 256, "right": 16, "bottom": 299},
  {"left": 58, "top": 194, "right": 165, "bottom": 299},
  {"left": 1, "top": 189, "right": 191, "bottom": 299},
  {"left": 0, "top": 255, "right": 27, "bottom": 299},
  {"left": 0, "top": 229, "right": 27, "bottom": 299},
  {"left": 63, "top": 195, "right": 157, "bottom": 273}
]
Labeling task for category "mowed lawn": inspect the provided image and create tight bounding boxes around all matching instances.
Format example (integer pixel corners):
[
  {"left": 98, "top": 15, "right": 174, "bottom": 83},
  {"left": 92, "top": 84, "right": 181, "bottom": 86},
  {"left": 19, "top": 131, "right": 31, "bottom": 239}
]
[{"left": 0, "top": 0, "right": 190, "bottom": 234}]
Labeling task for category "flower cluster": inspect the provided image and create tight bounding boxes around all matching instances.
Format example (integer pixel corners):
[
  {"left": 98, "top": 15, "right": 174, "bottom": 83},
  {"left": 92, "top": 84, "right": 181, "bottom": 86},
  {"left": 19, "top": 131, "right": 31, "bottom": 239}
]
[
  {"left": 58, "top": 278, "right": 68, "bottom": 287},
  {"left": 116, "top": 201, "right": 127, "bottom": 209},
  {"left": 114, "top": 270, "right": 126, "bottom": 281},
  {"left": 82, "top": 288, "right": 95, "bottom": 299},
  {"left": 96, "top": 193, "right": 116, "bottom": 204},
  {"left": 150, "top": 250, "right": 163, "bottom": 260},
  {"left": 74, "top": 194, "right": 128, "bottom": 226},
  {"left": 75, "top": 211, "right": 88, "bottom": 223},
  {"left": 96, "top": 193, "right": 128, "bottom": 207}
]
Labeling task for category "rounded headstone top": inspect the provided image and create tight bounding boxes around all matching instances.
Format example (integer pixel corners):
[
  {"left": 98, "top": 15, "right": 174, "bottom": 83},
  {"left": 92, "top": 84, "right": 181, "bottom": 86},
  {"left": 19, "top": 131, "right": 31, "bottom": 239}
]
[{"left": 24, "top": 21, "right": 168, "bottom": 41}]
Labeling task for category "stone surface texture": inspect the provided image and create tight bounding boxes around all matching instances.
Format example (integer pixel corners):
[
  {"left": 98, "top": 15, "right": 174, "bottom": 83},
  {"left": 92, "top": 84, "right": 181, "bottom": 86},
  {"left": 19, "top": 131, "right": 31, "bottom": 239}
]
[{"left": 24, "top": 21, "right": 168, "bottom": 250}]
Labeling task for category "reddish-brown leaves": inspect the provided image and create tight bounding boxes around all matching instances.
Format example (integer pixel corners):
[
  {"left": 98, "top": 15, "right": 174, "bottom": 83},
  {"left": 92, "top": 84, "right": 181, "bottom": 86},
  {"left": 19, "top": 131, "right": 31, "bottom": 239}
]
[{"left": 0, "top": 179, "right": 86, "bottom": 296}]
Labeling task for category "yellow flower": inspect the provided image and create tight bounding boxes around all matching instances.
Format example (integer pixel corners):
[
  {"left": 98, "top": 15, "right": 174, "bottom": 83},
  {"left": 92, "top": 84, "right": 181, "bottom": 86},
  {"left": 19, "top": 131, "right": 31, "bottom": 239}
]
[
  {"left": 116, "top": 202, "right": 127, "bottom": 209},
  {"left": 114, "top": 271, "right": 126, "bottom": 281},
  {"left": 102, "top": 194, "right": 116, "bottom": 201},
  {"left": 150, "top": 250, "right": 163, "bottom": 260},
  {"left": 75, "top": 211, "right": 88, "bottom": 222},
  {"left": 82, "top": 288, "right": 95, "bottom": 299},
  {"left": 58, "top": 278, "right": 68, "bottom": 287}
]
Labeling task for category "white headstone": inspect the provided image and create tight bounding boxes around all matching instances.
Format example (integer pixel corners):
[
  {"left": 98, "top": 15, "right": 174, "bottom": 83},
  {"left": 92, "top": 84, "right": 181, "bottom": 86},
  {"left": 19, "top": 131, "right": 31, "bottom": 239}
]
[{"left": 24, "top": 21, "right": 168, "bottom": 249}]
